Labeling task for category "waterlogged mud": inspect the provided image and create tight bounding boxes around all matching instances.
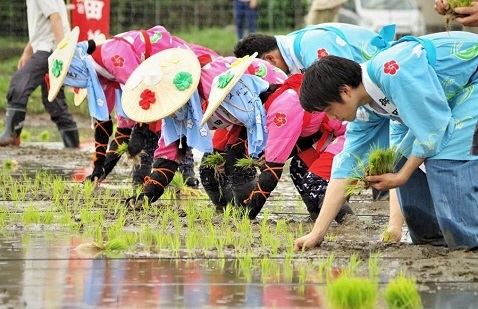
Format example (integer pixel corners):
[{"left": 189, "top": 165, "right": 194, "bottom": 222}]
[{"left": 1, "top": 142, "right": 477, "bottom": 291}]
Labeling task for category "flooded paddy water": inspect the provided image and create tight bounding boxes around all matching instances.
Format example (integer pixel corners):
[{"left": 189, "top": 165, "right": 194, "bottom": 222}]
[{"left": 0, "top": 136, "right": 477, "bottom": 308}]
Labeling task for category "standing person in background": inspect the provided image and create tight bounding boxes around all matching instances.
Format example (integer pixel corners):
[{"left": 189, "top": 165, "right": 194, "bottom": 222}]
[
  {"left": 233, "top": 0, "right": 258, "bottom": 39},
  {"left": 0, "top": 0, "right": 79, "bottom": 148},
  {"left": 305, "top": 0, "right": 346, "bottom": 25},
  {"left": 434, "top": 0, "right": 478, "bottom": 156}
]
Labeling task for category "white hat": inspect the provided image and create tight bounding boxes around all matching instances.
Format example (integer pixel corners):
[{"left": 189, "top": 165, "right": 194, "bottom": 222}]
[
  {"left": 200, "top": 52, "right": 258, "bottom": 126},
  {"left": 121, "top": 48, "right": 201, "bottom": 123},
  {"left": 47, "top": 27, "right": 80, "bottom": 102}
]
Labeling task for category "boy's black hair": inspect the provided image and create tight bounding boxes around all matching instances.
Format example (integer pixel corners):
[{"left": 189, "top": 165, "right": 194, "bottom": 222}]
[
  {"left": 299, "top": 55, "right": 362, "bottom": 113},
  {"left": 233, "top": 33, "right": 278, "bottom": 58}
]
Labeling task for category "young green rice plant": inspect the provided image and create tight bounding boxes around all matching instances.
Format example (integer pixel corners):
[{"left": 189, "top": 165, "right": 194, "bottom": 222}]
[
  {"left": 200, "top": 152, "right": 226, "bottom": 177},
  {"left": 368, "top": 252, "right": 381, "bottom": 280},
  {"left": 21, "top": 204, "right": 41, "bottom": 225},
  {"left": 38, "top": 130, "right": 50, "bottom": 142},
  {"left": 83, "top": 179, "right": 95, "bottom": 200},
  {"left": 326, "top": 275, "right": 379, "bottom": 309},
  {"left": 139, "top": 225, "right": 154, "bottom": 247},
  {"left": 234, "top": 156, "right": 262, "bottom": 170},
  {"left": 384, "top": 271, "right": 422, "bottom": 309},
  {"left": 345, "top": 145, "right": 402, "bottom": 197},
  {"left": 40, "top": 210, "right": 55, "bottom": 224},
  {"left": 445, "top": 0, "right": 473, "bottom": 30},
  {"left": 169, "top": 172, "right": 202, "bottom": 197},
  {"left": 104, "top": 238, "right": 128, "bottom": 251},
  {"left": 2, "top": 159, "right": 18, "bottom": 171},
  {"left": 382, "top": 225, "right": 398, "bottom": 243},
  {"left": 20, "top": 130, "right": 31, "bottom": 142},
  {"left": 116, "top": 142, "right": 129, "bottom": 155},
  {"left": 346, "top": 253, "right": 362, "bottom": 277}
]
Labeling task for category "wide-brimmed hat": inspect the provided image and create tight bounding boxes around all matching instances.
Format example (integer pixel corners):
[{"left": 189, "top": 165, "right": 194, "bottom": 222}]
[
  {"left": 121, "top": 48, "right": 201, "bottom": 123},
  {"left": 47, "top": 27, "right": 80, "bottom": 102},
  {"left": 200, "top": 52, "right": 258, "bottom": 126},
  {"left": 73, "top": 87, "right": 88, "bottom": 106}
]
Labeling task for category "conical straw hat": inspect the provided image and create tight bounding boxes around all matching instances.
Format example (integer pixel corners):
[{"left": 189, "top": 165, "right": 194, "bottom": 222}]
[
  {"left": 200, "top": 52, "right": 258, "bottom": 126},
  {"left": 73, "top": 87, "right": 88, "bottom": 106},
  {"left": 121, "top": 48, "right": 201, "bottom": 123},
  {"left": 47, "top": 26, "right": 80, "bottom": 102}
]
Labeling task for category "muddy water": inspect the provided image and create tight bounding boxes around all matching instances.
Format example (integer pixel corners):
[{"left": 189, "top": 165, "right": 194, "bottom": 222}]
[
  {"left": 1, "top": 143, "right": 478, "bottom": 308},
  {"left": 0, "top": 233, "right": 477, "bottom": 308}
]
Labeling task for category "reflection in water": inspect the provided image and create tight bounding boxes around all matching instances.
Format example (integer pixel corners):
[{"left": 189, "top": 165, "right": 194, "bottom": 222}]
[{"left": 0, "top": 232, "right": 477, "bottom": 307}]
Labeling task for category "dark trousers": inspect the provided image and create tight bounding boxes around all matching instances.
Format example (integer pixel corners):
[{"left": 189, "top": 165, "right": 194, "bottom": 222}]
[
  {"left": 7, "top": 50, "right": 77, "bottom": 133},
  {"left": 234, "top": 0, "right": 257, "bottom": 39}
]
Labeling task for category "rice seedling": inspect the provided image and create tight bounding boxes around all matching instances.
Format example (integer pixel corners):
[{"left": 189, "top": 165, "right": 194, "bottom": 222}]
[
  {"left": 2, "top": 159, "right": 18, "bottom": 171},
  {"left": 169, "top": 172, "right": 202, "bottom": 197},
  {"left": 384, "top": 271, "right": 422, "bottom": 309},
  {"left": 200, "top": 152, "right": 226, "bottom": 177},
  {"left": 346, "top": 253, "right": 362, "bottom": 277},
  {"left": 116, "top": 142, "right": 129, "bottom": 155},
  {"left": 21, "top": 204, "right": 41, "bottom": 224},
  {"left": 20, "top": 130, "right": 31, "bottom": 142},
  {"left": 38, "top": 130, "right": 50, "bottom": 142},
  {"left": 382, "top": 225, "right": 400, "bottom": 243},
  {"left": 104, "top": 238, "right": 128, "bottom": 251},
  {"left": 40, "top": 210, "right": 55, "bottom": 224},
  {"left": 326, "top": 275, "right": 379, "bottom": 309},
  {"left": 83, "top": 179, "right": 95, "bottom": 199},
  {"left": 345, "top": 145, "right": 402, "bottom": 197},
  {"left": 368, "top": 252, "right": 381, "bottom": 280},
  {"left": 445, "top": 0, "right": 473, "bottom": 30},
  {"left": 234, "top": 156, "right": 262, "bottom": 170}
]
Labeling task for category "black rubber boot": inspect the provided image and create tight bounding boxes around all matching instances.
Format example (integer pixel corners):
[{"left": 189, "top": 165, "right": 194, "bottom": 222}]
[
  {"left": 178, "top": 146, "right": 199, "bottom": 188},
  {"left": 60, "top": 128, "right": 80, "bottom": 148},
  {"left": 103, "top": 127, "right": 132, "bottom": 177},
  {"left": 199, "top": 152, "right": 234, "bottom": 210},
  {"left": 0, "top": 108, "right": 25, "bottom": 146}
]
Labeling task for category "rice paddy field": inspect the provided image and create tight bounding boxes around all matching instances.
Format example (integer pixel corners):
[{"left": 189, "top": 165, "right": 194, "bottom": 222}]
[{"left": 0, "top": 121, "right": 477, "bottom": 309}]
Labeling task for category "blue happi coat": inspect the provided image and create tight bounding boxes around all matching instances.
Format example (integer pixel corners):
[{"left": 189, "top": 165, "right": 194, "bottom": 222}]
[
  {"left": 276, "top": 23, "right": 395, "bottom": 74},
  {"left": 333, "top": 31, "right": 478, "bottom": 179}
]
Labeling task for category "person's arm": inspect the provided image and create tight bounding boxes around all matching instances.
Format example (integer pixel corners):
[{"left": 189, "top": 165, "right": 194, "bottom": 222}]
[
  {"left": 250, "top": 0, "right": 258, "bottom": 9},
  {"left": 18, "top": 42, "right": 33, "bottom": 69},
  {"left": 48, "top": 12, "right": 66, "bottom": 46},
  {"left": 365, "top": 155, "right": 424, "bottom": 191},
  {"left": 294, "top": 178, "right": 349, "bottom": 250}
]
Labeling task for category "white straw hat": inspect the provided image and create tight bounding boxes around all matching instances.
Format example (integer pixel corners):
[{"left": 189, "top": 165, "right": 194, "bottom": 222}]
[
  {"left": 47, "top": 27, "right": 80, "bottom": 102},
  {"left": 200, "top": 52, "right": 258, "bottom": 126},
  {"left": 121, "top": 48, "right": 201, "bottom": 123}
]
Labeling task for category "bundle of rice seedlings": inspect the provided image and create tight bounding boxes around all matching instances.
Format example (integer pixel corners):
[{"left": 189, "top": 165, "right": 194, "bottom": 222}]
[
  {"left": 116, "top": 142, "right": 129, "bottom": 155},
  {"left": 169, "top": 171, "right": 201, "bottom": 196},
  {"left": 235, "top": 156, "right": 262, "bottom": 169},
  {"left": 445, "top": 0, "right": 473, "bottom": 30},
  {"left": 326, "top": 275, "right": 378, "bottom": 309},
  {"left": 345, "top": 145, "right": 402, "bottom": 197},
  {"left": 384, "top": 272, "right": 422, "bottom": 309},
  {"left": 200, "top": 152, "right": 227, "bottom": 182}
]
